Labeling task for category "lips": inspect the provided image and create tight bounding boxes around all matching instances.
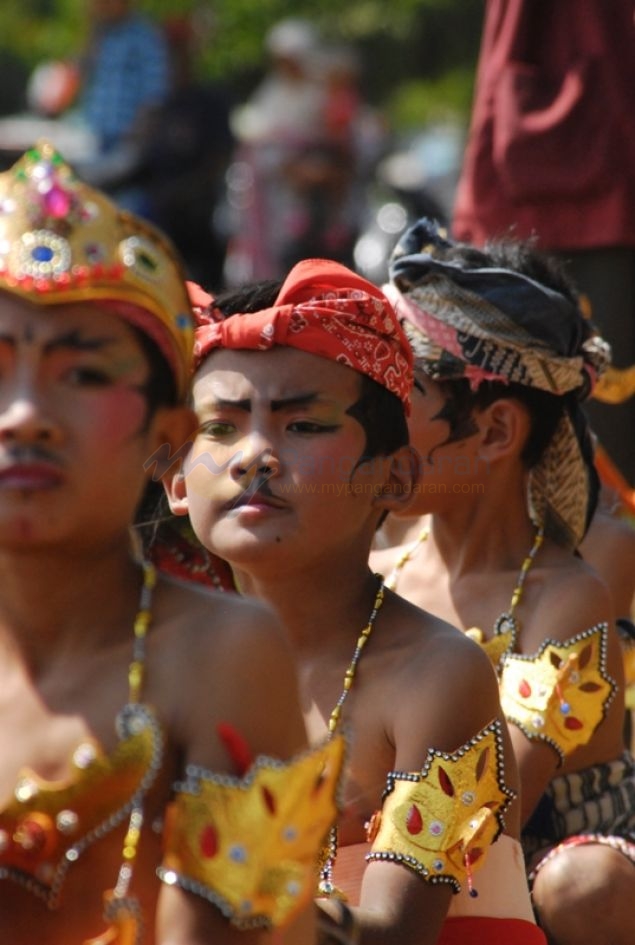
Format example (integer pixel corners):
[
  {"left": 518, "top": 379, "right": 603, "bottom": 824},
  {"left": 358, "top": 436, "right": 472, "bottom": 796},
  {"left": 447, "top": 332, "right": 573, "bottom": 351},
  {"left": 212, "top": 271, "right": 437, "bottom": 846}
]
[
  {"left": 223, "top": 488, "right": 287, "bottom": 513},
  {"left": 0, "top": 461, "right": 63, "bottom": 490}
]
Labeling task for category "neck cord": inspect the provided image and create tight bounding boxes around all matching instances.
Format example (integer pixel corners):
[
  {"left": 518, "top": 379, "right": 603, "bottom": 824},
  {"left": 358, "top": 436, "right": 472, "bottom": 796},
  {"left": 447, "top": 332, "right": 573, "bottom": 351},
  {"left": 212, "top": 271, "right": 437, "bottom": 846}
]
[{"left": 318, "top": 576, "right": 386, "bottom": 897}]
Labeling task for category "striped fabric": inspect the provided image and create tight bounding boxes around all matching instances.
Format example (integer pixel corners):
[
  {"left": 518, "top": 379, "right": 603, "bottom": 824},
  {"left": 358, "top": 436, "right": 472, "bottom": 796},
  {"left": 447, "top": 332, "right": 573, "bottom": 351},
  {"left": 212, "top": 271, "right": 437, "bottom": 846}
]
[{"left": 522, "top": 752, "right": 635, "bottom": 870}]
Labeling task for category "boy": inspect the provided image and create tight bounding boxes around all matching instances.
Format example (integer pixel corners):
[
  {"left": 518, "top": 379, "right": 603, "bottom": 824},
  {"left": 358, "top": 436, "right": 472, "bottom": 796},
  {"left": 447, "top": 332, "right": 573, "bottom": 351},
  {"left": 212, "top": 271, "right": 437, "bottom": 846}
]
[
  {"left": 0, "top": 142, "right": 342, "bottom": 944},
  {"left": 372, "top": 218, "right": 634, "bottom": 944},
  {"left": 166, "top": 259, "right": 546, "bottom": 944}
]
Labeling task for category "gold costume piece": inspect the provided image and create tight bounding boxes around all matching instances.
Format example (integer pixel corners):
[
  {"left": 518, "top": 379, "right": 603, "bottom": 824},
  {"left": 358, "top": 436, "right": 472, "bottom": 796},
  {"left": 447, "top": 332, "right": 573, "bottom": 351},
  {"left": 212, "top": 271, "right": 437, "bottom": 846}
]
[
  {"left": 499, "top": 624, "right": 617, "bottom": 761},
  {"left": 0, "top": 142, "right": 194, "bottom": 396},
  {"left": 592, "top": 365, "right": 635, "bottom": 404},
  {"left": 159, "top": 736, "right": 346, "bottom": 929},
  {"left": 465, "top": 618, "right": 516, "bottom": 670},
  {"left": 0, "top": 704, "right": 161, "bottom": 910},
  {"left": 366, "top": 721, "right": 515, "bottom": 894}
]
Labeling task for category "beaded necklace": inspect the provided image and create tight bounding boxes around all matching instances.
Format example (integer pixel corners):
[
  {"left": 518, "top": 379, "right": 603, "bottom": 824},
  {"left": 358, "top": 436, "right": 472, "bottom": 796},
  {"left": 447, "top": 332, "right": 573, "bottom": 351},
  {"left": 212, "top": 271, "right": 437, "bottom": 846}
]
[
  {"left": 382, "top": 522, "right": 545, "bottom": 660},
  {"left": 383, "top": 526, "right": 430, "bottom": 591},
  {"left": 318, "top": 576, "right": 386, "bottom": 897},
  {"left": 474, "top": 527, "right": 545, "bottom": 666},
  {"left": 104, "top": 558, "right": 158, "bottom": 937}
]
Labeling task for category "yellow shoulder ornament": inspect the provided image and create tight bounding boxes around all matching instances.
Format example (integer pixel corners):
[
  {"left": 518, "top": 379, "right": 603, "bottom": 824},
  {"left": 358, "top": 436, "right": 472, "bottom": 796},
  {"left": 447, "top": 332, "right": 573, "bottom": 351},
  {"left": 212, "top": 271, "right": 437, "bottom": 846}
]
[
  {"left": 365, "top": 721, "right": 515, "bottom": 895},
  {"left": 158, "top": 735, "right": 345, "bottom": 929},
  {"left": 465, "top": 611, "right": 518, "bottom": 670},
  {"left": 499, "top": 623, "right": 617, "bottom": 762}
]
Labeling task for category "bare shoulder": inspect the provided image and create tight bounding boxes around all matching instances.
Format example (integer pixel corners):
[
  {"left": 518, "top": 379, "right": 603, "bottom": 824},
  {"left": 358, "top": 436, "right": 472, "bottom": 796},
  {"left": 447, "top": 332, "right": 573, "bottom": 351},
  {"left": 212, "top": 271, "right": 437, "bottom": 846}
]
[
  {"left": 580, "top": 512, "right": 635, "bottom": 617},
  {"left": 151, "top": 578, "right": 298, "bottom": 704},
  {"left": 583, "top": 509, "right": 635, "bottom": 558},
  {"left": 525, "top": 548, "right": 613, "bottom": 649},
  {"left": 155, "top": 576, "right": 288, "bottom": 651},
  {"left": 384, "top": 588, "right": 496, "bottom": 671},
  {"left": 381, "top": 590, "right": 502, "bottom": 752},
  {"left": 146, "top": 578, "right": 306, "bottom": 762}
]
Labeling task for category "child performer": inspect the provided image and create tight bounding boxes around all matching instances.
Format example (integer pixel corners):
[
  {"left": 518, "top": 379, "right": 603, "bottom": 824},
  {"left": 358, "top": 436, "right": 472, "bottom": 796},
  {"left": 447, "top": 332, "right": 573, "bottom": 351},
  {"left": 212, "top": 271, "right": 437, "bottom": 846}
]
[
  {"left": 0, "top": 141, "right": 343, "bottom": 945},
  {"left": 372, "top": 218, "right": 635, "bottom": 945},
  {"left": 164, "top": 258, "right": 547, "bottom": 944}
]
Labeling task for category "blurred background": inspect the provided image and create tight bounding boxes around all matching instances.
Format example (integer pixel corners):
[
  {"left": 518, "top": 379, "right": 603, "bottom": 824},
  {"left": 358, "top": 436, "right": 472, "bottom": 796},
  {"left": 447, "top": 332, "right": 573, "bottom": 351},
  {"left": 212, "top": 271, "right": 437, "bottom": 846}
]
[{"left": 0, "top": 0, "right": 482, "bottom": 289}]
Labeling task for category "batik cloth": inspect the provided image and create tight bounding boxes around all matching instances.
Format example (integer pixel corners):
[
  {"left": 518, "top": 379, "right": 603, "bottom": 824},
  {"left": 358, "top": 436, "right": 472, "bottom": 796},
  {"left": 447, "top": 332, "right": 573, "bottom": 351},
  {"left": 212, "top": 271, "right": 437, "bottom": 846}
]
[
  {"left": 522, "top": 751, "right": 635, "bottom": 874},
  {"left": 386, "top": 218, "right": 611, "bottom": 547},
  {"left": 191, "top": 259, "right": 413, "bottom": 412}
]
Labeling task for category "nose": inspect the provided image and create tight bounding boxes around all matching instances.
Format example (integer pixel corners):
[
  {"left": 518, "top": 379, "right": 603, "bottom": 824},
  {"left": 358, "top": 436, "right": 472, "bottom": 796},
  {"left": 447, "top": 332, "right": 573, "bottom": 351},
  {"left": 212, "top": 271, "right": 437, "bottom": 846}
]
[
  {"left": 229, "top": 432, "right": 280, "bottom": 485},
  {"left": 0, "top": 394, "right": 59, "bottom": 444}
]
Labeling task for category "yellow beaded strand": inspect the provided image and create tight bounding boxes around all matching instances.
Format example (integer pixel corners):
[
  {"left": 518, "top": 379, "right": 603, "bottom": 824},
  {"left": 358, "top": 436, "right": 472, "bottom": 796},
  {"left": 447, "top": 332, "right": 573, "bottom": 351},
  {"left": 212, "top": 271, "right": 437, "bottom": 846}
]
[
  {"left": 320, "top": 576, "right": 385, "bottom": 897},
  {"left": 327, "top": 579, "right": 386, "bottom": 735},
  {"left": 112, "top": 560, "right": 157, "bottom": 902},
  {"left": 385, "top": 524, "right": 543, "bottom": 627},
  {"left": 383, "top": 527, "right": 430, "bottom": 591},
  {"left": 128, "top": 560, "right": 157, "bottom": 703},
  {"left": 508, "top": 528, "right": 544, "bottom": 618}
]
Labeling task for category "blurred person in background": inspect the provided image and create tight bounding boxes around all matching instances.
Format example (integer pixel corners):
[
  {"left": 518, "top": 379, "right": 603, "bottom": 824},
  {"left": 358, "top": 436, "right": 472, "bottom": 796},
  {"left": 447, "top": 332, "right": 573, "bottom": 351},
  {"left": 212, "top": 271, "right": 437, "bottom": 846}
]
[
  {"left": 140, "top": 10, "right": 235, "bottom": 287},
  {"left": 76, "top": 0, "right": 170, "bottom": 215},
  {"left": 223, "top": 19, "right": 367, "bottom": 287}
]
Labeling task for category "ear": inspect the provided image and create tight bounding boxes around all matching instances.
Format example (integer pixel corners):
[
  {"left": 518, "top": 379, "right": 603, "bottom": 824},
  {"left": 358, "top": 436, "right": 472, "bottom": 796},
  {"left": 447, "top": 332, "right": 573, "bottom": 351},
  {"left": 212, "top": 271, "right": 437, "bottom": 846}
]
[
  {"left": 476, "top": 398, "right": 531, "bottom": 462},
  {"left": 146, "top": 405, "right": 198, "bottom": 517},
  {"left": 163, "top": 467, "right": 189, "bottom": 516},
  {"left": 371, "top": 445, "right": 419, "bottom": 515}
]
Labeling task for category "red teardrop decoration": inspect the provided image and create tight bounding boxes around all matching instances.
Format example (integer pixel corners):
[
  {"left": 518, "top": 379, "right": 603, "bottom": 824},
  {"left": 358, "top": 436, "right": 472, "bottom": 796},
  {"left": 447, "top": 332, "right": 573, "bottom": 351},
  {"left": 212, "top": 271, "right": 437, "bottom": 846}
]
[
  {"left": 406, "top": 804, "right": 423, "bottom": 835},
  {"left": 518, "top": 679, "right": 532, "bottom": 698},
  {"left": 564, "top": 716, "right": 583, "bottom": 730},
  {"left": 578, "top": 644, "right": 593, "bottom": 669},
  {"left": 262, "top": 785, "right": 276, "bottom": 815},
  {"left": 439, "top": 767, "right": 455, "bottom": 797},
  {"left": 550, "top": 651, "right": 563, "bottom": 669},
  {"left": 200, "top": 823, "right": 218, "bottom": 858},
  {"left": 466, "top": 846, "right": 484, "bottom": 865},
  {"left": 476, "top": 746, "right": 490, "bottom": 781}
]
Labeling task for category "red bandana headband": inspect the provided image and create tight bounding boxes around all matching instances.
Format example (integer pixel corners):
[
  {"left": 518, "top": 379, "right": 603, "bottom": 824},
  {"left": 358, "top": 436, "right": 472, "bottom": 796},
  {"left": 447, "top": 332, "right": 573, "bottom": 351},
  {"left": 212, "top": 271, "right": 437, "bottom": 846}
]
[{"left": 190, "top": 259, "right": 413, "bottom": 412}]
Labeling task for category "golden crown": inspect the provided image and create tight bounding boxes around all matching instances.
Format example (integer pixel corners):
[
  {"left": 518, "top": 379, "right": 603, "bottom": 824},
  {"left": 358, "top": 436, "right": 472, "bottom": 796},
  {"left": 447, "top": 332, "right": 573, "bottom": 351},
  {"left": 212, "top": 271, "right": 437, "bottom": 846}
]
[{"left": 0, "top": 141, "right": 194, "bottom": 397}]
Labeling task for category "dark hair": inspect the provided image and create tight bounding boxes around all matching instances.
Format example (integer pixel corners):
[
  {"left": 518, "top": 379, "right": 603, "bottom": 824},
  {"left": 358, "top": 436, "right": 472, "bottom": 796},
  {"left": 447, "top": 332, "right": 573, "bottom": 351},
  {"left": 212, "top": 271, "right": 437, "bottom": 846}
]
[
  {"left": 348, "top": 375, "right": 409, "bottom": 460},
  {"left": 431, "top": 376, "right": 563, "bottom": 469},
  {"left": 130, "top": 326, "right": 180, "bottom": 535},
  {"left": 212, "top": 279, "right": 283, "bottom": 315},
  {"left": 131, "top": 326, "right": 178, "bottom": 414}
]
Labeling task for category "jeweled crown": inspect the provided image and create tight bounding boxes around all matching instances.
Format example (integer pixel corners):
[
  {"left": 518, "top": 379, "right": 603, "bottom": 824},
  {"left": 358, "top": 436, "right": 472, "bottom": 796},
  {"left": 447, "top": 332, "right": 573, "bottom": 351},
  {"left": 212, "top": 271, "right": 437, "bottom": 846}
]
[{"left": 0, "top": 141, "right": 194, "bottom": 397}]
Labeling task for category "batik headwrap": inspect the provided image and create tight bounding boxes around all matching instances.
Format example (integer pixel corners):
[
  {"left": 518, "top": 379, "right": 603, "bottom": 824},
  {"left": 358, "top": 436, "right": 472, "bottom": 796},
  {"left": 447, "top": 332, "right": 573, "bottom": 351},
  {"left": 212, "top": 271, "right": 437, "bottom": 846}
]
[
  {"left": 0, "top": 141, "right": 194, "bottom": 399},
  {"left": 192, "top": 258, "right": 413, "bottom": 412},
  {"left": 386, "top": 219, "right": 611, "bottom": 549}
]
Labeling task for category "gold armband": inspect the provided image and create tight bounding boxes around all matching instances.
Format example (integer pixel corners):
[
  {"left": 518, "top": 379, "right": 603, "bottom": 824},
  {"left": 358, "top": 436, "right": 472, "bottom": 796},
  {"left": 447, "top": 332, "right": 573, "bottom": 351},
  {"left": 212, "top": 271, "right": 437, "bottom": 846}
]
[
  {"left": 365, "top": 721, "right": 515, "bottom": 895},
  {"left": 158, "top": 736, "right": 345, "bottom": 929},
  {"left": 500, "top": 624, "right": 616, "bottom": 762}
]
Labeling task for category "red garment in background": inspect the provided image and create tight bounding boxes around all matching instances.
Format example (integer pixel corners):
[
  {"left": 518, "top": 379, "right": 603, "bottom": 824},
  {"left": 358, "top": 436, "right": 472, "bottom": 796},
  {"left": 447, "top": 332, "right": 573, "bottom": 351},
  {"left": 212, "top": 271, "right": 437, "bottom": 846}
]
[{"left": 452, "top": 0, "right": 635, "bottom": 250}]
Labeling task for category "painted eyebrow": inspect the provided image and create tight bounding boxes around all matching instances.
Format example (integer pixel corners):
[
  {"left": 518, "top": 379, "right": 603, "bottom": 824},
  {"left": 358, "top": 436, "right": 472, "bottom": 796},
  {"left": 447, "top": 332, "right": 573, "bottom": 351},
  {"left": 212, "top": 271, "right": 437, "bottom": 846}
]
[
  {"left": 0, "top": 330, "right": 119, "bottom": 353},
  {"left": 270, "top": 392, "right": 321, "bottom": 412},
  {"left": 44, "top": 330, "right": 119, "bottom": 354},
  {"left": 209, "top": 393, "right": 323, "bottom": 413}
]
